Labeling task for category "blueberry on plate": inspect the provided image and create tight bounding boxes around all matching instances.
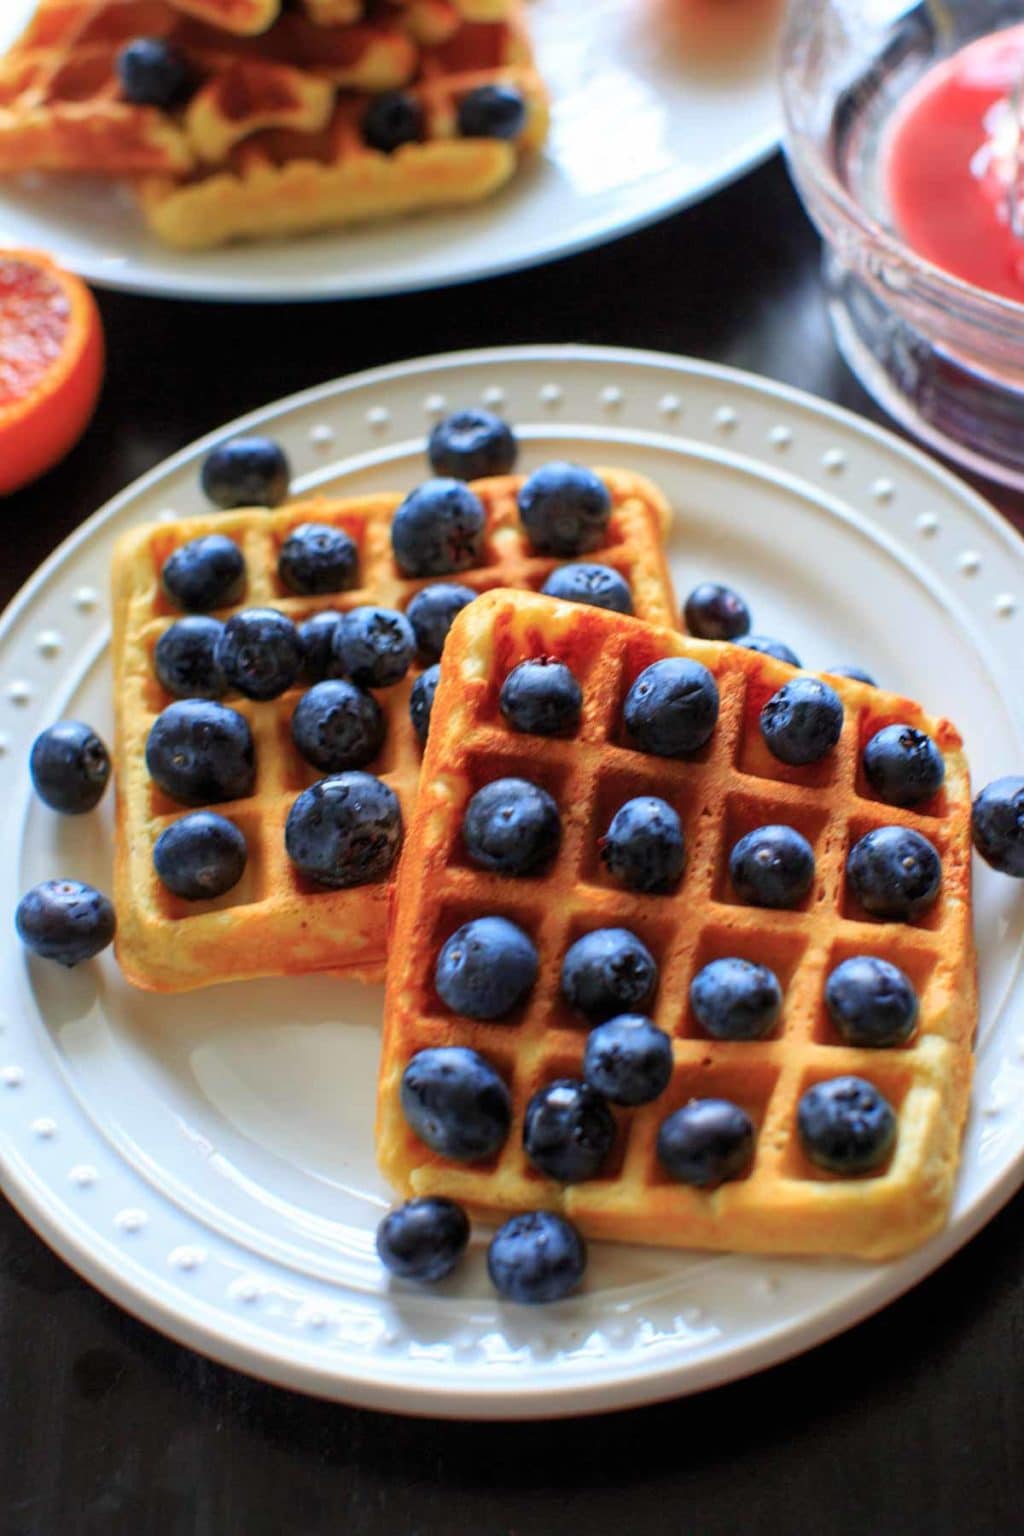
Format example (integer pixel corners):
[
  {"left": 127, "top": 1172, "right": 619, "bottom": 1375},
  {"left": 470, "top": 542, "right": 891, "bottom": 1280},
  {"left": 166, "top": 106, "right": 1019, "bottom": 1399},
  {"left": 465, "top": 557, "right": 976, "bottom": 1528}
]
[
  {"left": 561, "top": 927, "right": 658, "bottom": 1022},
  {"left": 684, "top": 582, "right": 751, "bottom": 640},
  {"left": 277, "top": 523, "right": 358, "bottom": 596},
  {"left": 284, "top": 771, "right": 401, "bottom": 888},
  {"left": 29, "top": 721, "right": 110, "bottom": 814},
  {"left": 623, "top": 658, "right": 720, "bottom": 757},
  {"left": 462, "top": 778, "right": 561, "bottom": 876},
  {"left": 400, "top": 1045, "right": 511, "bottom": 1162},
  {"left": 153, "top": 812, "right": 247, "bottom": 901},
  {"left": 827, "top": 665, "right": 877, "bottom": 687},
  {"left": 797, "top": 1076, "right": 897, "bottom": 1174},
  {"left": 657, "top": 1099, "right": 755, "bottom": 1188},
  {"left": 435, "top": 915, "right": 538, "bottom": 1020},
  {"left": 487, "top": 1211, "right": 586, "bottom": 1304},
  {"left": 362, "top": 90, "right": 424, "bottom": 152},
  {"left": 201, "top": 436, "right": 291, "bottom": 510},
  {"left": 600, "top": 795, "right": 685, "bottom": 894},
  {"left": 739, "top": 635, "right": 802, "bottom": 667},
  {"left": 291, "top": 679, "right": 385, "bottom": 773},
  {"left": 405, "top": 583, "right": 476, "bottom": 663},
  {"left": 161, "top": 534, "right": 245, "bottom": 613},
  {"left": 457, "top": 84, "right": 527, "bottom": 141},
  {"left": 116, "top": 37, "right": 195, "bottom": 108},
  {"left": 690, "top": 957, "right": 782, "bottom": 1041},
  {"left": 215, "top": 607, "right": 302, "bottom": 700},
  {"left": 428, "top": 409, "right": 518, "bottom": 481},
  {"left": 847, "top": 825, "right": 941, "bottom": 921},
  {"left": 391, "top": 479, "right": 485, "bottom": 577},
  {"left": 542, "top": 563, "right": 633, "bottom": 614},
  {"left": 729, "top": 824, "right": 815, "bottom": 908},
  {"left": 518, "top": 463, "right": 612, "bottom": 557},
  {"left": 334, "top": 605, "right": 415, "bottom": 689},
  {"left": 16, "top": 879, "right": 116, "bottom": 967},
  {"left": 760, "top": 677, "right": 844, "bottom": 766},
  {"left": 498, "top": 657, "right": 582, "bottom": 737},
  {"left": 523, "top": 1079, "right": 616, "bottom": 1183},
  {"left": 863, "top": 724, "right": 945, "bottom": 807},
  {"left": 375, "top": 1197, "right": 470, "bottom": 1283},
  {"left": 298, "top": 610, "right": 346, "bottom": 682},
  {"left": 154, "top": 616, "right": 227, "bottom": 700},
  {"left": 409, "top": 664, "right": 440, "bottom": 745},
  {"left": 146, "top": 699, "right": 255, "bottom": 805},
  {"left": 582, "top": 1014, "right": 673, "bottom": 1106},
  {"left": 825, "top": 956, "right": 918, "bottom": 1047},
  {"left": 972, "top": 776, "right": 1024, "bottom": 876}
]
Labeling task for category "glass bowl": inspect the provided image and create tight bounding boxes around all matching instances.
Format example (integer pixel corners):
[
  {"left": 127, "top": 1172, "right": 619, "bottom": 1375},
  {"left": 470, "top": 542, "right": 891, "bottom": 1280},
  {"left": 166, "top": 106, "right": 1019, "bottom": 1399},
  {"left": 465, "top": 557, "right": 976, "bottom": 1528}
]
[{"left": 781, "top": 0, "right": 1024, "bottom": 490}]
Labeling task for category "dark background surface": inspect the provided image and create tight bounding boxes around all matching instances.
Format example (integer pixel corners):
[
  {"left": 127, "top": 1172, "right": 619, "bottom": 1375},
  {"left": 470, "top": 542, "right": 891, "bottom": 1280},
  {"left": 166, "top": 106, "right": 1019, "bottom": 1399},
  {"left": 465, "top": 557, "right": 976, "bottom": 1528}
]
[{"left": 4, "top": 154, "right": 1024, "bottom": 1536}]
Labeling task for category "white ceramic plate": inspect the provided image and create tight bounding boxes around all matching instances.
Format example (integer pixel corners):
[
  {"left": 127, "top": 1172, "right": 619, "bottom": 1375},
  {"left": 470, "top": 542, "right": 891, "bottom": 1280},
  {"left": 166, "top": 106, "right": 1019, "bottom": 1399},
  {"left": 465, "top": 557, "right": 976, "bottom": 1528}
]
[
  {"left": 3, "top": 344, "right": 1024, "bottom": 1418},
  {"left": 0, "top": 0, "right": 782, "bottom": 301}
]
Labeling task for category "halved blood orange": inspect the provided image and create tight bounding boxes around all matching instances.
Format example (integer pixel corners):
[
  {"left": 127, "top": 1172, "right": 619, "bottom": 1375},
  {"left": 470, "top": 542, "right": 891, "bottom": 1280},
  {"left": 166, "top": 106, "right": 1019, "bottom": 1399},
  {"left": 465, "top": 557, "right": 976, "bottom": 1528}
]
[{"left": 0, "top": 250, "right": 104, "bottom": 497}]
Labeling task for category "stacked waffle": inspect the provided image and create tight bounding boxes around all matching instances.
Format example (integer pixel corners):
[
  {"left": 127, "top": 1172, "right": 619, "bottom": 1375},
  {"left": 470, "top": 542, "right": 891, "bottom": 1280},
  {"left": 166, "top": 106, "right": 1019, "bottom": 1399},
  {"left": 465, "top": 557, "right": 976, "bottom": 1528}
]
[{"left": 0, "top": 0, "right": 548, "bottom": 246}]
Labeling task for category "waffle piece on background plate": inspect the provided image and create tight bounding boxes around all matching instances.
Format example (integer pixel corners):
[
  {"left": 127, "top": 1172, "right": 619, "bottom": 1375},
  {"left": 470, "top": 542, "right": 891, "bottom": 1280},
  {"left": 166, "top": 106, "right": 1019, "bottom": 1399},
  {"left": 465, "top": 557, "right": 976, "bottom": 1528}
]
[
  {"left": 376, "top": 588, "right": 977, "bottom": 1261},
  {"left": 111, "top": 471, "right": 675, "bottom": 993},
  {"left": 163, "top": 0, "right": 514, "bottom": 37}
]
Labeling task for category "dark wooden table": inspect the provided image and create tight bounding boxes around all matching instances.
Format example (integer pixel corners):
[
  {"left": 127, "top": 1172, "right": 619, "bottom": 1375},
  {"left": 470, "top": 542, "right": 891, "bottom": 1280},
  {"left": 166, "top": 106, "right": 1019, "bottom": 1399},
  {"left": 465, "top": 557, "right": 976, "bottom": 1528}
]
[{"left": 4, "top": 155, "right": 1024, "bottom": 1536}]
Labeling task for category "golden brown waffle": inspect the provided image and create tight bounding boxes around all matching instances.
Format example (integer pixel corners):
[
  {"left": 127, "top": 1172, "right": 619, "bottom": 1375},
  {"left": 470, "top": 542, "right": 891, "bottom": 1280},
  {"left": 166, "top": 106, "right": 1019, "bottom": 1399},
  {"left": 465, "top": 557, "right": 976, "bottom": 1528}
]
[
  {"left": 162, "top": 0, "right": 514, "bottom": 36},
  {"left": 111, "top": 471, "right": 676, "bottom": 993},
  {"left": 377, "top": 589, "right": 977, "bottom": 1261}
]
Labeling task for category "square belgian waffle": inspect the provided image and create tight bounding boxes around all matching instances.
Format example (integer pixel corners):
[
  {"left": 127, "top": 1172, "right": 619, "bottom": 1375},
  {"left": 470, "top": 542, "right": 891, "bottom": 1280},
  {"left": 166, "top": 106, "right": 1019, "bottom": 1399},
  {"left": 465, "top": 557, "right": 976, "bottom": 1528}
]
[
  {"left": 377, "top": 589, "right": 978, "bottom": 1260},
  {"left": 110, "top": 470, "right": 676, "bottom": 993}
]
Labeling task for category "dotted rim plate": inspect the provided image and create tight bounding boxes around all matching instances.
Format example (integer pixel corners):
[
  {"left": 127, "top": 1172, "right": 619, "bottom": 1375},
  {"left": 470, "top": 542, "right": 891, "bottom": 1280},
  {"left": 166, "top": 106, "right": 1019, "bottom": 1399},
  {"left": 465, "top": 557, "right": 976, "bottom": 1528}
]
[{"left": 2, "top": 344, "right": 1023, "bottom": 1418}]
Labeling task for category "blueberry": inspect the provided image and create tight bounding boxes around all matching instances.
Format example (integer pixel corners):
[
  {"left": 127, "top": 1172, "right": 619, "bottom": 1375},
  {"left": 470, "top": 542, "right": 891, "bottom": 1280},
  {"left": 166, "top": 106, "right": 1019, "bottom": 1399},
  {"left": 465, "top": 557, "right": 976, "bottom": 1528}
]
[
  {"left": 154, "top": 616, "right": 227, "bottom": 699},
  {"left": 729, "top": 825, "right": 815, "bottom": 908},
  {"left": 542, "top": 563, "right": 633, "bottom": 615},
  {"left": 146, "top": 699, "right": 255, "bottom": 806},
  {"left": 153, "top": 812, "right": 247, "bottom": 901},
  {"left": 600, "top": 796, "right": 685, "bottom": 894},
  {"left": 561, "top": 927, "right": 658, "bottom": 1022},
  {"left": 400, "top": 1045, "right": 511, "bottom": 1162},
  {"left": 972, "top": 776, "right": 1024, "bottom": 876},
  {"left": 690, "top": 958, "right": 782, "bottom": 1041},
  {"left": 375, "top": 1198, "right": 470, "bottom": 1283},
  {"left": 405, "top": 583, "right": 475, "bottom": 663},
  {"left": 410, "top": 664, "right": 440, "bottom": 746},
  {"left": 657, "top": 1099, "right": 755, "bottom": 1188},
  {"left": 285, "top": 771, "right": 401, "bottom": 888},
  {"left": 215, "top": 607, "right": 302, "bottom": 700},
  {"left": 487, "top": 1211, "right": 586, "bottom": 1304},
  {"left": 362, "top": 90, "right": 424, "bottom": 152},
  {"left": 16, "top": 879, "right": 115, "bottom": 967},
  {"left": 428, "top": 409, "right": 518, "bottom": 480},
  {"left": 29, "top": 721, "right": 110, "bottom": 814},
  {"left": 291, "top": 680, "right": 385, "bottom": 772},
  {"left": 457, "top": 84, "right": 527, "bottom": 140},
  {"left": 116, "top": 37, "right": 194, "bottom": 108},
  {"left": 760, "top": 677, "right": 844, "bottom": 766},
  {"left": 583, "top": 1014, "right": 673, "bottom": 1106},
  {"left": 847, "top": 826, "right": 941, "bottom": 920},
  {"left": 201, "top": 436, "right": 290, "bottom": 511},
  {"left": 684, "top": 582, "right": 751, "bottom": 640},
  {"left": 517, "top": 463, "right": 612, "bottom": 557},
  {"left": 828, "top": 665, "right": 877, "bottom": 687},
  {"left": 740, "top": 635, "right": 802, "bottom": 667},
  {"left": 522, "top": 1079, "right": 615, "bottom": 1183},
  {"left": 334, "top": 605, "right": 415, "bottom": 689},
  {"left": 797, "top": 1076, "right": 897, "bottom": 1174},
  {"left": 623, "top": 658, "right": 720, "bottom": 757},
  {"left": 277, "top": 523, "right": 358, "bottom": 596},
  {"left": 298, "top": 610, "right": 346, "bottom": 682},
  {"left": 392, "top": 479, "right": 485, "bottom": 577},
  {"left": 161, "top": 534, "right": 245, "bottom": 613},
  {"left": 435, "top": 915, "right": 538, "bottom": 1020},
  {"left": 499, "top": 657, "right": 582, "bottom": 737},
  {"left": 863, "top": 724, "right": 945, "bottom": 807},
  {"left": 825, "top": 956, "right": 918, "bottom": 1047},
  {"left": 462, "top": 778, "right": 561, "bottom": 876}
]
